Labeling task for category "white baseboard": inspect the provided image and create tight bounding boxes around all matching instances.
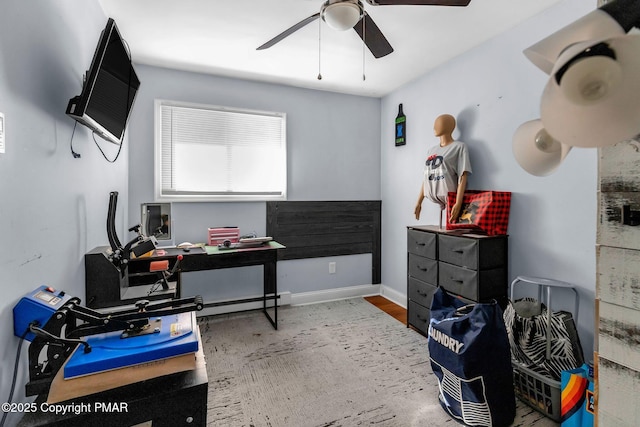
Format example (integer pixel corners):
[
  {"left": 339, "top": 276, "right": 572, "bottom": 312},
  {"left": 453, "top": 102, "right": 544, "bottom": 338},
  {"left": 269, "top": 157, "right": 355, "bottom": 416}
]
[
  {"left": 379, "top": 285, "right": 407, "bottom": 309},
  {"left": 290, "top": 284, "right": 381, "bottom": 306}
]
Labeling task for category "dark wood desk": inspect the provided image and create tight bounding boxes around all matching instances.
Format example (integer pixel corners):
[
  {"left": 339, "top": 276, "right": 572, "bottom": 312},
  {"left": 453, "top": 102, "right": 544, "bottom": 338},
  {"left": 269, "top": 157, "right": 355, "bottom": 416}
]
[
  {"left": 168, "top": 242, "right": 283, "bottom": 329},
  {"left": 85, "top": 242, "right": 284, "bottom": 329}
]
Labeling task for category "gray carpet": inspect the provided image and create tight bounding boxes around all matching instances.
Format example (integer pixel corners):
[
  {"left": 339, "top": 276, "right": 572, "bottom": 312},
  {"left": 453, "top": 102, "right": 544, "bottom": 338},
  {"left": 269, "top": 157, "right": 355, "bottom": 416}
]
[{"left": 198, "top": 298, "right": 558, "bottom": 427}]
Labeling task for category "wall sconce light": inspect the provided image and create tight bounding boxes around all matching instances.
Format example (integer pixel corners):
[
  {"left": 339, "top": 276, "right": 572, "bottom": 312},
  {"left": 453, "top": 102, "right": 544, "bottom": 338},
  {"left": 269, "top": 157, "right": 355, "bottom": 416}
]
[
  {"left": 540, "top": 35, "right": 640, "bottom": 148},
  {"left": 513, "top": 0, "right": 640, "bottom": 175},
  {"left": 513, "top": 119, "right": 571, "bottom": 176}
]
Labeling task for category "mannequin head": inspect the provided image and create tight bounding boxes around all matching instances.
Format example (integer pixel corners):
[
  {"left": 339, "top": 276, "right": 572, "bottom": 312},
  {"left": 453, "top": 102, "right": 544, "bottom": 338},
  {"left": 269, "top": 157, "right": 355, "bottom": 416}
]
[{"left": 433, "top": 114, "right": 456, "bottom": 138}]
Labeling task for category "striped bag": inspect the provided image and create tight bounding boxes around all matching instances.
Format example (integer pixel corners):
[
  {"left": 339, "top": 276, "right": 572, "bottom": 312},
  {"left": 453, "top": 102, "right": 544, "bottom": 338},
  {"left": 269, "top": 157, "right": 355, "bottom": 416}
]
[{"left": 503, "top": 298, "right": 584, "bottom": 381}]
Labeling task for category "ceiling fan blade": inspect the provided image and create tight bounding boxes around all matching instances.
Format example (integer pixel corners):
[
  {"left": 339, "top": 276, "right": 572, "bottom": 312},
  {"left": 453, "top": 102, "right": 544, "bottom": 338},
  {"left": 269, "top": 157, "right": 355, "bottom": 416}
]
[
  {"left": 353, "top": 13, "right": 394, "bottom": 59},
  {"left": 365, "top": 0, "right": 471, "bottom": 6},
  {"left": 257, "top": 13, "right": 321, "bottom": 50}
]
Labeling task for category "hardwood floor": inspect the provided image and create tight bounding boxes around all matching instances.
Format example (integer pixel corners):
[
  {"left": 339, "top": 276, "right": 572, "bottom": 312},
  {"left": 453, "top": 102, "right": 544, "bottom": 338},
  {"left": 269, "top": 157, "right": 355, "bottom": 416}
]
[{"left": 364, "top": 295, "right": 406, "bottom": 324}]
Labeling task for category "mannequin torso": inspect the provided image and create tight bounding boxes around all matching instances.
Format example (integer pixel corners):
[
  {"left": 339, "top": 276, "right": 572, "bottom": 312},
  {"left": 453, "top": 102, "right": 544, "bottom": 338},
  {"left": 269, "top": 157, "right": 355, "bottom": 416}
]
[{"left": 415, "top": 114, "right": 471, "bottom": 223}]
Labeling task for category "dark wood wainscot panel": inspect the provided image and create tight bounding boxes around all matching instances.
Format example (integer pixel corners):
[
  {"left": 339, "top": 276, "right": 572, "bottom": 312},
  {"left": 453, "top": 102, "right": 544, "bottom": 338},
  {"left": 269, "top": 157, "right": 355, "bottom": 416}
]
[{"left": 266, "top": 201, "right": 381, "bottom": 284}]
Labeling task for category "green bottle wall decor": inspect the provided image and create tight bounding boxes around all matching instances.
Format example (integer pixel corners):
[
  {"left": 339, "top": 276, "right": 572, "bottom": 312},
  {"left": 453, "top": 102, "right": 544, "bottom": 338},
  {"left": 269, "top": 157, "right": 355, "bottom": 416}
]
[{"left": 395, "top": 103, "right": 406, "bottom": 146}]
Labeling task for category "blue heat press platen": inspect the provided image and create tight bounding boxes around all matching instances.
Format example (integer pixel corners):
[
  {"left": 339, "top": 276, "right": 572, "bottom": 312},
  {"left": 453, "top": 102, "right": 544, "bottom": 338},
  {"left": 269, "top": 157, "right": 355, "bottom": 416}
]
[{"left": 64, "top": 312, "right": 198, "bottom": 379}]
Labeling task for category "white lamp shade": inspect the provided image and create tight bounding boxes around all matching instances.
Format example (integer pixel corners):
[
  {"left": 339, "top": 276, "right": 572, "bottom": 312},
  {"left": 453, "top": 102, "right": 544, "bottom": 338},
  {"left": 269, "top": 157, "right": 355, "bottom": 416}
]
[
  {"left": 513, "top": 119, "right": 572, "bottom": 176},
  {"left": 540, "top": 35, "right": 640, "bottom": 148},
  {"left": 323, "top": 2, "right": 362, "bottom": 31},
  {"left": 523, "top": 10, "right": 625, "bottom": 75}
]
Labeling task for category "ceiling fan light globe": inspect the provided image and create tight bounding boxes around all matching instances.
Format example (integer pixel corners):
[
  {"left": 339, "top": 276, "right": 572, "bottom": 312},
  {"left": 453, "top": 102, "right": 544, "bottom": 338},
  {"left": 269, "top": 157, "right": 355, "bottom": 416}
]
[
  {"left": 560, "top": 56, "right": 622, "bottom": 105},
  {"left": 323, "top": 3, "right": 363, "bottom": 31}
]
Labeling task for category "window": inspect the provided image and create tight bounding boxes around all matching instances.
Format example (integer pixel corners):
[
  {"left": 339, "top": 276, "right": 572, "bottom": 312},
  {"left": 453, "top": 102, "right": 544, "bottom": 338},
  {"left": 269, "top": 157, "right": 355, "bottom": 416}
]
[{"left": 155, "top": 100, "right": 287, "bottom": 202}]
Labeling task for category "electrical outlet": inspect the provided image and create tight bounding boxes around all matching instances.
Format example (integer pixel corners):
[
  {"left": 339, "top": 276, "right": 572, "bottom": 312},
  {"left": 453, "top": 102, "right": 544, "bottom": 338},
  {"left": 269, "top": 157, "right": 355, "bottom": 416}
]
[{"left": 329, "top": 262, "right": 336, "bottom": 274}]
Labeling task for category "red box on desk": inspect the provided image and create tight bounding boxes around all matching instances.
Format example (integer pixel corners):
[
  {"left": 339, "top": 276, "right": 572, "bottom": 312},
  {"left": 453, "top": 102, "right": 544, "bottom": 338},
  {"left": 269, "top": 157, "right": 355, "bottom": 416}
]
[{"left": 207, "top": 227, "right": 240, "bottom": 246}]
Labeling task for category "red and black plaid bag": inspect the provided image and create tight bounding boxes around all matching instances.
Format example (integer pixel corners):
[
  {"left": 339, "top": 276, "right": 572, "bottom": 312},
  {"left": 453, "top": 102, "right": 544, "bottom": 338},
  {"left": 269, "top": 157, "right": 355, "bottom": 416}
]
[{"left": 446, "top": 190, "right": 511, "bottom": 236}]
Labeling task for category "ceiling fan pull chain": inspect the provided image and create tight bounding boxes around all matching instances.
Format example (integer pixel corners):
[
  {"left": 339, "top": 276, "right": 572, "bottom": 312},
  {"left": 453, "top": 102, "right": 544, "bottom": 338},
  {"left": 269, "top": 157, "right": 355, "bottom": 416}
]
[
  {"left": 317, "top": 17, "right": 322, "bottom": 80},
  {"left": 362, "top": 14, "right": 366, "bottom": 81}
]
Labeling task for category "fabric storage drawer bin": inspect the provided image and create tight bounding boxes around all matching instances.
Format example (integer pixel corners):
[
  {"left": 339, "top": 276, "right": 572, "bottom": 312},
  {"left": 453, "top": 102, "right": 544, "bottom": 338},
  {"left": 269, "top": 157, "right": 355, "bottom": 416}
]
[
  {"left": 408, "top": 278, "right": 437, "bottom": 309},
  {"left": 407, "top": 229, "right": 437, "bottom": 259},
  {"left": 408, "top": 254, "right": 438, "bottom": 285},
  {"left": 439, "top": 234, "right": 506, "bottom": 270},
  {"left": 408, "top": 300, "right": 430, "bottom": 335},
  {"left": 438, "top": 262, "right": 478, "bottom": 299},
  {"left": 439, "top": 262, "right": 506, "bottom": 302},
  {"left": 438, "top": 235, "right": 479, "bottom": 269},
  {"left": 406, "top": 225, "right": 509, "bottom": 337}
]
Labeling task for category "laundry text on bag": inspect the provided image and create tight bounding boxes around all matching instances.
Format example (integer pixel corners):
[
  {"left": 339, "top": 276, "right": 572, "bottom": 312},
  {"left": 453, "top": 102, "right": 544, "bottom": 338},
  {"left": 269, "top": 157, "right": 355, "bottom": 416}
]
[{"left": 428, "top": 325, "right": 464, "bottom": 354}]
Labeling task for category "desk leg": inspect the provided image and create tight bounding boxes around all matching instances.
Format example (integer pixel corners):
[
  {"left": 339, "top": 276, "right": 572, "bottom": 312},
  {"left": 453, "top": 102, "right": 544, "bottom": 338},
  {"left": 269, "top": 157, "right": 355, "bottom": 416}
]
[
  {"left": 176, "top": 271, "right": 182, "bottom": 299},
  {"left": 263, "top": 260, "right": 277, "bottom": 330}
]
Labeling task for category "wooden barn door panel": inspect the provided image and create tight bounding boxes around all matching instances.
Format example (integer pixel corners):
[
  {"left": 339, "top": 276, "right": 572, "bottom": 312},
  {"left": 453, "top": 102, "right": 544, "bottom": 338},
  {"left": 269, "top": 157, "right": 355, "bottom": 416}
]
[{"left": 597, "top": 139, "right": 640, "bottom": 425}]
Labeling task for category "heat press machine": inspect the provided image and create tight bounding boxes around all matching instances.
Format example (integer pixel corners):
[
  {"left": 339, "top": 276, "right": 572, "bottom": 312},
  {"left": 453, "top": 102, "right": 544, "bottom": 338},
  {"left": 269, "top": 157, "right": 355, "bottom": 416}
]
[
  {"left": 106, "top": 191, "right": 158, "bottom": 273},
  {"left": 85, "top": 191, "right": 175, "bottom": 309},
  {"left": 13, "top": 285, "right": 204, "bottom": 400}
]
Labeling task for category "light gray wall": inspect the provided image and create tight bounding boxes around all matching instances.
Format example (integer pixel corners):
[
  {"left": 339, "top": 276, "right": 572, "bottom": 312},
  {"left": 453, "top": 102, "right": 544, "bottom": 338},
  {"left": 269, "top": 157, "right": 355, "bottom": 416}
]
[
  {"left": 0, "top": 1, "right": 602, "bottom": 422},
  {"left": 127, "top": 66, "right": 381, "bottom": 299},
  {"left": 0, "top": 1, "right": 128, "bottom": 424},
  {"left": 381, "top": 0, "right": 596, "bottom": 356}
]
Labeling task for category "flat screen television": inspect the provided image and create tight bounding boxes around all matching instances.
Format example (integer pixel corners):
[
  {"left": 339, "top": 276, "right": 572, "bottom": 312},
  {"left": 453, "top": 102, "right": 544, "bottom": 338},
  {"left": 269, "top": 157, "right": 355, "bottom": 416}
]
[{"left": 66, "top": 18, "right": 140, "bottom": 145}]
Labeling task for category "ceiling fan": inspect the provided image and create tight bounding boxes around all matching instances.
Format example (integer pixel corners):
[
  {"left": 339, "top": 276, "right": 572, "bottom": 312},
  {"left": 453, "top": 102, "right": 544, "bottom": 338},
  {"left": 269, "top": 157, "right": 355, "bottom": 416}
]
[{"left": 257, "top": 0, "right": 472, "bottom": 59}]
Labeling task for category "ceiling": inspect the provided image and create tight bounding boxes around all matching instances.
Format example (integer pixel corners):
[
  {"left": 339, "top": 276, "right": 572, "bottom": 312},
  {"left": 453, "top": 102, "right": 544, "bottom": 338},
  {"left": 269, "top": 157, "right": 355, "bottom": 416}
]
[{"left": 99, "top": 0, "right": 564, "bottom": 97}]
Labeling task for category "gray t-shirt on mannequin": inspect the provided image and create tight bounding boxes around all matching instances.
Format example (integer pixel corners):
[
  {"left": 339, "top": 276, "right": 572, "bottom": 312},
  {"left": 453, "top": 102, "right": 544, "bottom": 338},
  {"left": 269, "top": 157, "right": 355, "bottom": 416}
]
[{"left": 423, "top": 140, "right": 472, "bottom": 209}]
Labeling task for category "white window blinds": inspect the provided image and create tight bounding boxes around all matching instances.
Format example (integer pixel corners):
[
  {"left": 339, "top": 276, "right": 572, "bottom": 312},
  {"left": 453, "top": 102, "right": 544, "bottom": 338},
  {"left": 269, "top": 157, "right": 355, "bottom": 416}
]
[{"left": 155, "top": 100, "right": 287, "bottom": 201}]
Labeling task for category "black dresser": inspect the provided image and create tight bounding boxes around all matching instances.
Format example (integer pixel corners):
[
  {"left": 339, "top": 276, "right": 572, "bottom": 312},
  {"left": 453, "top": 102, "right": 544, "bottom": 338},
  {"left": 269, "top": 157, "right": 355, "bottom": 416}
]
[{"left": 407, "top": 225, "right": 508, "bottom": 336}]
